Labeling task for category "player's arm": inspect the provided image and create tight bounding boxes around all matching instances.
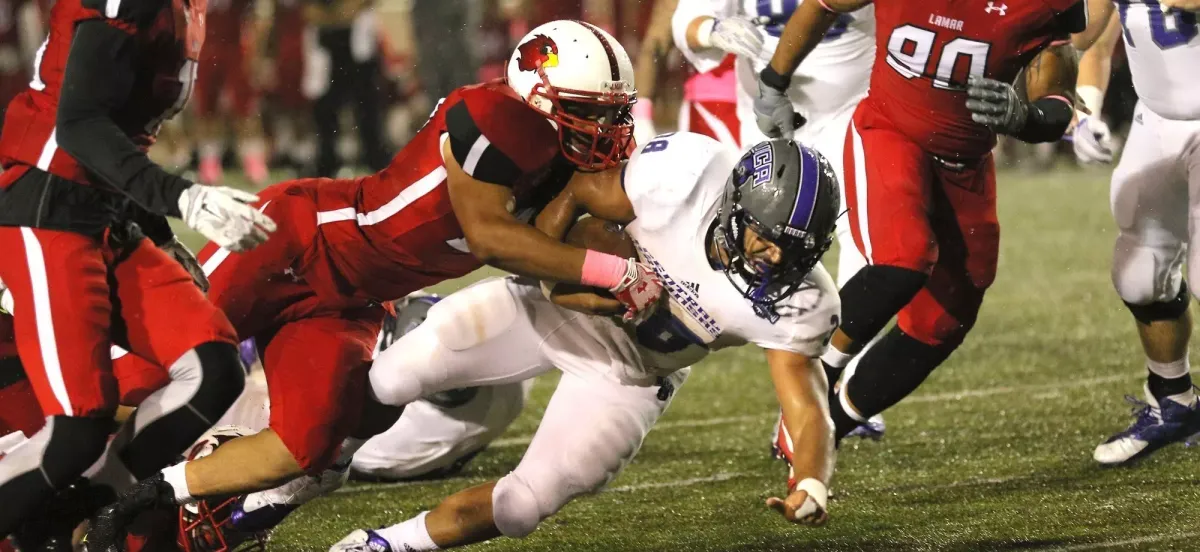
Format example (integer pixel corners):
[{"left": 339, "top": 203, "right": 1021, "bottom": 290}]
[
  {"left": 1071, "top": 0, "right": 1116, "bottom": 50},
  {"left": 762, "top": 0, "right": 867, "bottom": 79},
  {"left": 443, "top": 140, "right": 656, "bottom": 319},
  {"left": 534, "top": 167, "right": 635, "bottom": 242},
  {"left": 763, "top": 347, "right": 834, "bottom": 526},
  {"left": 1076, "top": 13, "right": 1120, "bottom": 108},
  {"left": 964, "top": 44, "right": 1077, "bottom": 143},
  {"left": 753, "top": 0, "right": 868, "bottom": 137},
  {"left": 55, "top": 17, "right": 195, "bottom": 219},
  {"left": 58, "top": 1, "right": 274, "bottom": 251}
]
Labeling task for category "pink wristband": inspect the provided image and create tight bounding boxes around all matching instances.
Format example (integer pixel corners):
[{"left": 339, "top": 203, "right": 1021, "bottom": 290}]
[
  {"left": 632, "top": 98, "right": 653, "bottom": 120},
  {"left": 581, "top": 250, "right": 629, "bottom": 289},
  {"left": 1043, "top": 95, "right": 1072, "bottom": 107},
  {"left": 815, "top": 0, "right": 836, "bottom": 12}
]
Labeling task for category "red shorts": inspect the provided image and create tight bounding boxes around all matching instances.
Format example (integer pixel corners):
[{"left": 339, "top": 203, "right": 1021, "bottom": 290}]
[
  {"left": 679, "top": 99, "right": 740, "bottom": 150},
  {"left": 193, "top": 39, "right": 258, "bottom": 118},
  {"left": 197, "top": 179, "right": 384, "bottom": 472},
  {"left": 0, "top": 228, "right": 237, "bottom": 418},
  {"left": 842, "top": 100, "right": 1000, "bottom": 345}
]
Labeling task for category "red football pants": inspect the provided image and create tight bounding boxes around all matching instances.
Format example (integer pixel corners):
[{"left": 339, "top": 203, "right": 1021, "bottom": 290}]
[
  {"left": 198, "top": 180, "right": 383, "bottom": 472},
  {"left": 194, "top": 41, "right": 258, "bottom": 118},
  {"left": 0, "top": 227, "right": 237, "bottom": 418},
  {"left": 842, "top": 103, "right": 1000, "bottom": 346}
]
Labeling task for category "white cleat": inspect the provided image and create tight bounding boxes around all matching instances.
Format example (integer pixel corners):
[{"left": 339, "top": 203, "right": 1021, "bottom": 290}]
[{"left": 330, "top": 529, "right": 394, "bottom": 552}]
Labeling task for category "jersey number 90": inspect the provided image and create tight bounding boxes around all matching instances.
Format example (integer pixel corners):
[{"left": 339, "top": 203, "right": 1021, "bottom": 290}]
[{"left": 886, "top": 25, "right": 991, "bottom": 90}]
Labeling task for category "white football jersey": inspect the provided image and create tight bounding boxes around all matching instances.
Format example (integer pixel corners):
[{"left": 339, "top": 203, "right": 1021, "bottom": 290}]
[
  {"left": 671, "top": 0, "right": 875, "bottom": 123},
  {"left": 1117, "top": 0, "right": 1200, "bottom": 120},
  {"left": 619, "top": 132, "right": 840, "bottom": 372}
]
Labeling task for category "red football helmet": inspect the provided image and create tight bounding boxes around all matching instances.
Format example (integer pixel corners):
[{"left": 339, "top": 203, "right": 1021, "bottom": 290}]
[
  {"left": 506, "top": 20, "right": 637, "bottom": 171},
  {"left": 176, "top": 426, "right": 267, "bottom": 552}
]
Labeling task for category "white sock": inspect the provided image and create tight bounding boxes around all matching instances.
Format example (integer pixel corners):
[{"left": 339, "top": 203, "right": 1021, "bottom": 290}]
[
  {"left": 376, "top": 511, "right": 439, "bottom": 551},
  {"left": 199, "top": 142, "right": 222, "bottom": 160},
  {"left": 334, "top": 437, "right": 367, "bottom": 469},
  {"left": 162, "top": 462, "right": 196, "bottom": 505},
  {"left": 820, "top": 346, "right": 854, "bottom": 370}
]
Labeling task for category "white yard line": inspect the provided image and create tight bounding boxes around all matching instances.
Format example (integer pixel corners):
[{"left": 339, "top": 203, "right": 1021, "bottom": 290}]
[
  {"left": 1048, "top": 531, "right": 1200, "bottom": 551},
  {"left": 605, "top": 472, "right": 748, "bottom": 493},
  {"left": 905, "top": 374, "right": 1132, "bottom": 403}
]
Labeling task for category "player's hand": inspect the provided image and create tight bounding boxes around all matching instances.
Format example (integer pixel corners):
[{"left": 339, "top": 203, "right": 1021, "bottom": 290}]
[
  {"left": 766, "top": 488, "right": 829, "bottom": 527},
  {"left": 754, "top": 76, "right": 805, "bottom": 139},
  {"left": 710, "top": 17, "right": 769, "bottom": 62},
  {"left": 177, "top": 184, "right": 276, "bottom": 253},
  {"left": 965, "top": 75, "right": 1029, "bottom": 136},
  {"left": 160, "top": 238, "right": 210, "bottom": 292},
  {"left": 609, "top": 259, "right": 664, "bottom": 324},
  {"left": 1072, "top": 116, "right": 1115, "bottom": 164}
]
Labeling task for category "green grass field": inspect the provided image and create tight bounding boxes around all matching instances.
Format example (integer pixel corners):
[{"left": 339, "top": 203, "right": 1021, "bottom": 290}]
[{"left": 186, "top": 163, "right": 1200, "bottom": 551}]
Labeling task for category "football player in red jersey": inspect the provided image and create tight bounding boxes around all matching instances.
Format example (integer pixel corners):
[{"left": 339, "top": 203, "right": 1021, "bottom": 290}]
[
  {"left": 756, "top": 0, "right": 1083, "bottom": 474},
  {"left": 87, "top": 20, "right": 665, "bottom": 548},
  {"left": 0, "top": 0, "right": 278, "bottom": 541}
]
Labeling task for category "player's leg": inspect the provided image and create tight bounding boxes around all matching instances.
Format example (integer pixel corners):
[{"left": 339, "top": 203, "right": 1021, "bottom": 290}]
[
  {"left": 816, "top": 110, "right": 938, "bottom": 396},
  {"left": 350, "top": 380, "right": 532, "bottom": 482},
  {"left": 230, "top": 36, "right": 270, "bottom": 187},
  {"left": 1094, "top": 106, "right": 1200, "bottom": 464},
  {"left": 193, "top": 46, "right": 228, "bottom": 186},
  {"left": 0, "top": 228, "right": 117, "bottom": 537},
  {"left": 85, "top": 237, "right": 244, "bottom": 492},
  {"left": 334, "top": 368, "right": 689, "bottom": 551},
  {"left": 829, "top": 154, "right": 999, "bottom": 439}
]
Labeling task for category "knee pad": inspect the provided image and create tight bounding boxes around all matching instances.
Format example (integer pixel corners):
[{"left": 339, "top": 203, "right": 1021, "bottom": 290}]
[
  {"left": 492, "top": 473, "right": 545, "bottom": 538},
  {"left": 839, "top": 265, "right": 928, "bottom": 343},
  {"left": 1123, "top": 282, "right": 1190, "bottom": 325},
  {"left": 1111, "top": 234, "right": 1185, "bottom": 306},
  {"left": 896, "top": 289, "right": 980, "bottom": 347}
]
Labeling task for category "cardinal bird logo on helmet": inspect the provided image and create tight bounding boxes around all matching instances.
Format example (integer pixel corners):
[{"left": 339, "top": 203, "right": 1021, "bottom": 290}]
[{"left": 516, "top": 34, "right": 559, "bottom": 72}]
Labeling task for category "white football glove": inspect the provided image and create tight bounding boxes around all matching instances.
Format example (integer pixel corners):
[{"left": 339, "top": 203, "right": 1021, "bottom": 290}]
[
  {"left": 610, "top": 259, "right": 664, "bottom": 324},
  {"left": 706, "top": 17, "right": 769, "bottom": 62},
  {"left": 1073, "top": 115, "right": 1115, "bottom": 164},
  {"left": 177, "top": 184, "right": 276, "bottom": 253}
]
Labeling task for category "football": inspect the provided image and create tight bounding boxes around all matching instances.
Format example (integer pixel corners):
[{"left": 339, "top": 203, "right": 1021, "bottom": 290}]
[{"left": 563, "top": 216, "right": 637, "bottom": 260}]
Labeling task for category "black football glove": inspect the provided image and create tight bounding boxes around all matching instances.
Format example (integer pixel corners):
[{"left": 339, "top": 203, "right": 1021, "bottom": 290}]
[{"left": 964, "top": 75, "right": 1029, "bottom": 135}]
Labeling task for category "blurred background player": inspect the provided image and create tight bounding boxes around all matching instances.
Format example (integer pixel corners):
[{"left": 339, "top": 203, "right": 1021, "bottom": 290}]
[
  {"left": 262, "top": 0, "right": 317, "bottom": 174},
  {"left": 1073, "top": 0, "right": 1200, "bottom": 466},
  {"left": 0, "top": 0, "right": 45, "bottom": 128},
  {"left": 193, "top": 0, "right": 271, "bottom": 187},
  {"left": 306, "top": 0, "right": 391, "bottom": 177}
]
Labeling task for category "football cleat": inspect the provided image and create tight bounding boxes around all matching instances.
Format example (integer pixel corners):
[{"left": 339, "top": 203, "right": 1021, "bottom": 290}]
[
  {"left": 328, "top": 529, "right": 393, "bottom": 552},
  {"left": 1093, "top": 385, "right": 1200, "bottom": 466},
  {"left": 845, "top": 414, "right": 887, "bottom": 441},
  {"left": 231, "top": 463, "right": 350, "bottom": 532}
]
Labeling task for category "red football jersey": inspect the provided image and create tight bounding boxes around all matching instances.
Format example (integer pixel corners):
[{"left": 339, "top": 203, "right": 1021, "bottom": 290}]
[
  {"left": 865, "top": 0, "right": 1084, "bottom": 158},
  {"left": 310, "top": 79, "right": 567, "bottom": 304},
  {"left": 0, "top": 0, "right": 204, "bottom": 187}
]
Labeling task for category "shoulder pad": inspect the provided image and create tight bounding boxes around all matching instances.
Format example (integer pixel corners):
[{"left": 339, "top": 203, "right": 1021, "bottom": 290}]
[
  {"left": 444, "top": 84, "right": 558, "bottom": 187},
  {"left": 80, "top": 0, "right": 167, "bottom": 27}
]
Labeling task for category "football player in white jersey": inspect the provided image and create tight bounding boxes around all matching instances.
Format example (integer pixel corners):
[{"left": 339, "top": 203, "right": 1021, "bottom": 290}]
[
  {"left": 672, "top": 0, "right": 885, "bottom": 441},
  {"left": 330, "top": 133, "right": 843, "bottom": 551},
  {"left": 1073, "top": 1, "right": 1200, "bottom": 465}
]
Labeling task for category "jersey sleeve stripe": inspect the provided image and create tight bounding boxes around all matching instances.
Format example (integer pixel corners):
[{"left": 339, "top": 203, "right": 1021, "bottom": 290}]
[{"left": 462, "top": 135, "right": 491, "bottom": 176}]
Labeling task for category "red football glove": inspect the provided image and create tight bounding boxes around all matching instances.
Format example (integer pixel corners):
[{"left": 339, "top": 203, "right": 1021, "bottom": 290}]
[{"left": 609, "top": 259, "right": 664, "bottom": 323}]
